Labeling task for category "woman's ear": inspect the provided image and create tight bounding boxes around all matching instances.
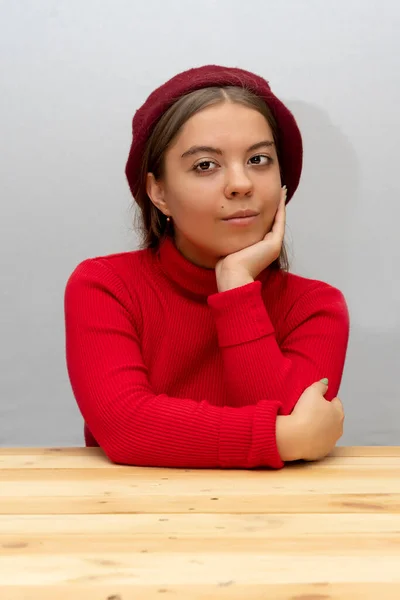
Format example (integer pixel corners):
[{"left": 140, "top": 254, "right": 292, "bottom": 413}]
[{"left": 146, "top": 173, "right": 170, "bottom": 217}]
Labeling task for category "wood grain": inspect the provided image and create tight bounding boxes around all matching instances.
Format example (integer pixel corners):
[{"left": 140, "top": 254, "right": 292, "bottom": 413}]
[
  {"left": 2, "top": 583, "right": 400, "bottom": 600},
  {"left": 0, "top": 446, "right": 400, "bottom": 598}
]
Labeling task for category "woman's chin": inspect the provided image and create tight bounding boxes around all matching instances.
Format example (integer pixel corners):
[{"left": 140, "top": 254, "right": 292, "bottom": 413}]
[{"left": 217, "top": 233, "right": 265, "bottom": 257}]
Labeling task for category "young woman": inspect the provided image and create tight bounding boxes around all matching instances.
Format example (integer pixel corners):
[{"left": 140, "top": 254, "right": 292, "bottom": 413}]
[{"left": 65, "top": 65, "right": 349, "bottom": 469}]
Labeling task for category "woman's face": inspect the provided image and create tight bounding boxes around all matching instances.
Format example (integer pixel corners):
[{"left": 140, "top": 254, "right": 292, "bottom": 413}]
[{"left": 147, "top": 101, "right": 282, "bottom": 268}]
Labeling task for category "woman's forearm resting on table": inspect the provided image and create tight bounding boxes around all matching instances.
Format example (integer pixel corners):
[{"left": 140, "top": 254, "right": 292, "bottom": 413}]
[{"left": 71, "top": 387, "right": 285, "bottom": 469}]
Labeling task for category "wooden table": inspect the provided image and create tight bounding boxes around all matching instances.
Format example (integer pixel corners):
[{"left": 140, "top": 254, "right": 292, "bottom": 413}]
[{"left": 1, "top": 447, "right": 400, "bottom": 599}]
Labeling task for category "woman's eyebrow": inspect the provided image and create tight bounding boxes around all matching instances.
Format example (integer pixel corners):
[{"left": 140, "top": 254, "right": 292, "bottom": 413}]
[
  {"left": 248, "top": 140, "right": 275, "bottom": 152},
  {"left": 181, "top": 140, "right": 275, "bottom": 158}
]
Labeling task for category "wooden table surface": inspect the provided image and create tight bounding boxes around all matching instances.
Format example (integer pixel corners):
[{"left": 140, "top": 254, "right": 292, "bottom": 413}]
[{"left": 1, "top": 446, "right": 400, "bottom": 599}]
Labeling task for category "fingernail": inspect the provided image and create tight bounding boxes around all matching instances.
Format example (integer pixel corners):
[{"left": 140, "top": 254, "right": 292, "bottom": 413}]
[{"left": 320, "top": 378, "right": 329, "bottom": 385}]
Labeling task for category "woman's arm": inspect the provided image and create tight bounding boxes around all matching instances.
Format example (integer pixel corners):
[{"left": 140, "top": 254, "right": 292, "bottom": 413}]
[
  {"left": 207, "top": 280, "right": 349, "bottom": 414},
  {"left": 65, "top": 259, "right": 288, "bottom": 469}
]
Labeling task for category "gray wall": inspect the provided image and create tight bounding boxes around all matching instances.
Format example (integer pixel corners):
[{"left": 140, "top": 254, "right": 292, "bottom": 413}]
[{"left": 1, "top": 0, "right": 399, "bottom": 447}]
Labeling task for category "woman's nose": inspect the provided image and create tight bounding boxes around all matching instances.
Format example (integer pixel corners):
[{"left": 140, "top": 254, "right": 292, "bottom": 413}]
[{"left": 224, "top": 167, "right": 253, "bottom": 198}]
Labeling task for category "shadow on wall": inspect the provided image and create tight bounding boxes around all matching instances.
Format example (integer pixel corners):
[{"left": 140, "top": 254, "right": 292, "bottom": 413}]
[
  {"left": 284, "top": 99, "right": 359, "bottom": 288},
  {"left": 285, "top": 100, "right": 399, "bottom": 446}
]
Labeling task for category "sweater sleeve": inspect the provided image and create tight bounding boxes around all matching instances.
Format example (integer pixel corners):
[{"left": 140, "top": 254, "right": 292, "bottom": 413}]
[
  {"left": 64, "top": 259, "right": 283, "bottom": 469},
  {"left": 207, "top": 280, "right": 349, "bottom": 415}
]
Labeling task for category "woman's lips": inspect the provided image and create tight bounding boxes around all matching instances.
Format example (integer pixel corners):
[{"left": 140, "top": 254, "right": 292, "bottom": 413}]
[{"left": 222, "top": 214, "right": 259, "bottom": 226}]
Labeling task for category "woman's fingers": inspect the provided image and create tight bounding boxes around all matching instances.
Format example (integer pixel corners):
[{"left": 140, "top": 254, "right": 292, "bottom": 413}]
[
  {"left": 265, "top": 186, "right": 287, "bottom": 241},
  {"left": 331, "top": 396, "right": 344, "bottom": 416}
]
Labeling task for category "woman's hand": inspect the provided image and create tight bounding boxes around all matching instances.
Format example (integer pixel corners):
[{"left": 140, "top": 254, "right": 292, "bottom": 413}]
[
  {"left": 291, "top": 380, "right": 345, "bottom": 461},
  {"left": 216, "top": 185, "right": 287, "bottom": 292},
  {"left": 276, "top": 380, "right": 344, "bottom": 463}
]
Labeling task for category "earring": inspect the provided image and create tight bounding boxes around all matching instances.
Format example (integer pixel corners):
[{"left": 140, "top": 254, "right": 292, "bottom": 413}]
[{"left": 166, "top": 216, "right": 171, "bottom": 223}]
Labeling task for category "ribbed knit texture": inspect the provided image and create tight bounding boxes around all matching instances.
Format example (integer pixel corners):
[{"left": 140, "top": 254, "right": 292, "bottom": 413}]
[{"left": 64, "top": 237, "right": 349, "bottom": 469}]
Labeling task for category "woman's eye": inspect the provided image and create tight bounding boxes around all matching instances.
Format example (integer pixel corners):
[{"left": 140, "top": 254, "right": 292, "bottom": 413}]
[
  {"left": 194, "top": 160, "right": 217, "bottom": 172},
  {"left": 249, "top": 154, "right": 272, "bottom": 166}
]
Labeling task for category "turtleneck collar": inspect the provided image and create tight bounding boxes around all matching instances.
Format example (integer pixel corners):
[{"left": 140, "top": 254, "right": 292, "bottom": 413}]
[
  {"left": 156, "top": 236, "right": 274, "bottom": 299},
  {"left": 157, "top": 236, "right": 219, "bottom": 297}
]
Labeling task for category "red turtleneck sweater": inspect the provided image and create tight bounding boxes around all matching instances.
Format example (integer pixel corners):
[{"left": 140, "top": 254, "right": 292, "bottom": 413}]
[{"left": 64, "top": 237, "right": 349, "bottom": 469}]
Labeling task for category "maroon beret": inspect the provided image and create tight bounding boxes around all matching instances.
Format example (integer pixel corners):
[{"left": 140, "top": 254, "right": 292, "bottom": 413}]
[{"left": 125, "top": 65, "right": 303, "bottom": 202}]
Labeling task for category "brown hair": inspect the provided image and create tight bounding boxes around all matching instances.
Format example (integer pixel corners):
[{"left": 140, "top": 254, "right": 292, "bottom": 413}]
[{"left": 134, "top": 86, "right": 289, "bottom": 270}]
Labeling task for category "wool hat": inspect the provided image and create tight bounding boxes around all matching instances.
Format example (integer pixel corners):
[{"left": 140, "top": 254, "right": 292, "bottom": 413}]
[{"left": 125, "top": 65, "right": 303, "bottom": 202}]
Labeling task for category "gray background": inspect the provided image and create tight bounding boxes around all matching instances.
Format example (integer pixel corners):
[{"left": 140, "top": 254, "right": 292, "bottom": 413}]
[{"left": 1, "top": 0, "right": 399, "bottom": 447}]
